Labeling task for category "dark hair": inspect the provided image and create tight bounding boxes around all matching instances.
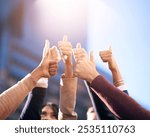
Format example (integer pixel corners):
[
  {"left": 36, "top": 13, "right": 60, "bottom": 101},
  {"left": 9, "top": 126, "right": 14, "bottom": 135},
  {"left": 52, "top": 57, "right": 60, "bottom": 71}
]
[{"left": 42, "top": 102, "right": 58, "bottom": 119}]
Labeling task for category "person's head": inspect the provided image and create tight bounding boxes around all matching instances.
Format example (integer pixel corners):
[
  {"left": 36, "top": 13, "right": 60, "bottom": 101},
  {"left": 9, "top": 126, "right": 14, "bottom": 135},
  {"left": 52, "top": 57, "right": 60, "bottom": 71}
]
[
  {"left": 86, "top": 106, "right": 97, "bottom": 120},
  {"left": 41, "top": 102, "right": 58, "bottom": 120}
]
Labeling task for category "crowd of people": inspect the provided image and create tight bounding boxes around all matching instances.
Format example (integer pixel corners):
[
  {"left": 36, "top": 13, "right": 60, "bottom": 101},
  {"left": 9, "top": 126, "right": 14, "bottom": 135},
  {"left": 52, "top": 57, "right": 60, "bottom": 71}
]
[{"left": 0, "top": 36, "right": 150, "bottom": 120}]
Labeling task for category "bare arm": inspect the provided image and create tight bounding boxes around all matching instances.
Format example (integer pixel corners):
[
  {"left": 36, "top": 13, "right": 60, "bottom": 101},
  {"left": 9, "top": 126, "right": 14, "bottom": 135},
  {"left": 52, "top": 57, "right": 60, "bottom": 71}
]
[
  {"left": 58, "top": 36, "right": 77, "bottom": 120},
  {"left": 73, "top": 46, "right": 150, "bottom": 120},
  {"left": 0, "top": 40, "right": 59, "bottom": 119},
  {"left": 99, "top": 46, "right": 124, "bottom": 87}
]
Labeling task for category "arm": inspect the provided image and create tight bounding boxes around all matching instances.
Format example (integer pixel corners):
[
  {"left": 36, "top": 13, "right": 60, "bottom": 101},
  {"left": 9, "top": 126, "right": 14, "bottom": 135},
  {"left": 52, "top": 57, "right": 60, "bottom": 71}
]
[
  {"left": 86, "top": 47, "right": 129, "bottom": 120},
  {"left": 0, "top": 40, "right": 58, "bottom": 120},
  {"left": 84, "top": 47, "right": 128, "bottom": 120},
  {"left": 73, "top": 46, "right": 116, "bottom": 119},
  {"left": 59, "top": 75, "right": 77, "bottom": 120},
  {"left": 58, "top": 36, "right": 77, "bottom": 120},
  {"left": 0, "top": 74, "right": 36, "bottom": 120},
  {"left": 19, "top": 40, "right": 60, "bottom": 120},
  {"left": 85, "top": 81, "right": 117, "bottom": 120},
  {"left": 90, "top": 75, "right": 150, "bottom": 120},
  {"left": 99, "top": 46, "right": 125, "bottom": 87},
  {"left": 73, "top": 46, "right": 150, "bottom": 120}
]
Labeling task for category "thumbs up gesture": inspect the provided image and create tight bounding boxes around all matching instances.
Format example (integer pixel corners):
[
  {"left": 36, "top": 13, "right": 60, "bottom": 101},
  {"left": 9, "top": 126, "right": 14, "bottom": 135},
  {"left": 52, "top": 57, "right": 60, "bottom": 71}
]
[
  {"left": 58, "top": 35, "right": 72, "bottom": 64},
  {"left": 39, "top": 40, "right": 60, "bottom": 78},
  {"left": 73, "top": 43, "right": 87, "bottom": 62},
  {"left": 99, "top": 46, "right": 112, "bottom": 62},
  {"left": 73, "top": 45, "right": 99, "bottom": 83},
  {"left": 99, "top": 46, "right": 117, "bottom": 71}
]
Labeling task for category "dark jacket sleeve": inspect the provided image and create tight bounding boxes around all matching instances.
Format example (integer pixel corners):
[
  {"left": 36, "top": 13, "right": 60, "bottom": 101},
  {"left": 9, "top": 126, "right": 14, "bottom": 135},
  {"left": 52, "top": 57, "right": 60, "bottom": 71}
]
[
  {"left": 85, "top": 81, "right": 116, "bottom": 120},
  {"left": 90, "top": 75, "right": 150, "bottom": 120},
  {"left": 19, "top": 87, "right": 46, "bottom": 120},
  {"left": 86, "top": 80, "right": 129, "bottom": 120}
]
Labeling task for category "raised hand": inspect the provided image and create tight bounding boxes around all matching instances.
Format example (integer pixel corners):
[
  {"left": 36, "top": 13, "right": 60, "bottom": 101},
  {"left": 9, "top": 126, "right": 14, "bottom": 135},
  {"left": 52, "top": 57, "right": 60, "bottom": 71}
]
[
  {"left": 58, "top": 35, "right": 72, "bottom": 63},
  {"left": 73, "top": 43, "right": 87, "bottom": 62},
  {"left": 99, "top": 46, "right": 116, "bottom": 71},
  {"left": 37, "top": 40, "right": 59, "bottom": 78},
  {"left": 73, "top": 45, "right": 99, "bottom": 83},
  {"left": 58, "top": 35, "right": 73, "bottom": 77},
  {"left": 99, "top": 46, "right": 124, "bottom": 87}
]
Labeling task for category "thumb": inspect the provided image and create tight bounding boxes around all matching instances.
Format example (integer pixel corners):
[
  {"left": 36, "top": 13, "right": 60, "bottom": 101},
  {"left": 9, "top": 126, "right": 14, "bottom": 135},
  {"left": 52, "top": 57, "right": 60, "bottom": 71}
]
[
  {"left": 90, "top": 51, "right": 95, "bottom": 63},
  {"left": 76, "top": 43, "right": 81, "bottom": 49},
  {"left": 63, "top": 35, "right": 68, "bottom": 42},
  {"left": 45, "top": 48, "right": 51, "bottom": 60},
  {"left": 50, "top": 45, "right": 56, "bottom": 57},
  {"left": 43, "top": 40, "right": 50, "bottom": 57},
  {"left": 109, "top": 45, "right": 112, "bottom": 52}
]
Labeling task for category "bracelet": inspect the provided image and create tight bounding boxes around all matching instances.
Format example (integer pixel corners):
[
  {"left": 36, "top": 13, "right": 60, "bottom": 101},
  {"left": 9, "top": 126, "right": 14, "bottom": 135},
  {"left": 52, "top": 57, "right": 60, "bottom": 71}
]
[{"left": 114, "top": 80, "right": 124, "bottom": 86}]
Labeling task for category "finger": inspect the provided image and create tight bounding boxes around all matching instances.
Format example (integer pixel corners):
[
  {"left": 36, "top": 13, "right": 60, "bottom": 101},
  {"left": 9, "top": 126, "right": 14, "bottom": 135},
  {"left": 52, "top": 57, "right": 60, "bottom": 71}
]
[
  {"left": 51, "top": 46, "right": 57, "bottom": 57},
  {"left": 50, "top": 64, "right": 58, "bottom": 68},
  {"left": 60, "top": 51, "right": 72, "bottom": 56},
  {"left": 73, "top": 66, "right": 79, "bottom": 77},
  {"left": 58, "top": 41, "right": 72, "bottom": 47},
  {"left": 90, "top": 51, "right": 95, "bottom": 63},
  {"left": 49, "top": 68, "right": 58, "bottom": 73},
  {"left": 45, "top": 40, "right": 50, "bottom": 52},
  {"left": 58, "top": 41, "right": 63, "bottom": 46},
  {"left": 50, "top": 70, "right": 57, "bottom": 74},
  {"left": 49, "top": 68, "right": 57, "bottom": 72},
  {"left": 43, "top": 41, "right": 47, "bottom": 57},
  {"left": 49, "top": 71, "right": 57, "bottom": 77},
  {"left": 46, "top": 48, "right": 51, "bottom": 59},
  {"left": 73, "top": 72, "right": 78, "bottom": 77},
  {"left": 63, "top": 35, "right": 68, "bottom": 42},
  {"left": 59, "top": 47, "right": 72, "bottom": 52},
  {"left": 43, "top": 40, "right": 50, "bottom": 57},
  {"left": 99, "top": 51, "right": 107, "bottom": 55},
  {"left": 75, "top": 53, "right": 87, "bottom": 59},
  {"left": 76, "top": 43, "right": 81, "bottom": 49},
  {"left": 109, "top": 45, "right": 112, "bottom": 52},
  {"left": 74, "top": 48, "right": 85, "bottom": 55},
  {"left": 56, "top": 47, "right": 61, "bottom": 62},
  {"left": 49, "top": 60, "right": 58, "bottom": 65}
]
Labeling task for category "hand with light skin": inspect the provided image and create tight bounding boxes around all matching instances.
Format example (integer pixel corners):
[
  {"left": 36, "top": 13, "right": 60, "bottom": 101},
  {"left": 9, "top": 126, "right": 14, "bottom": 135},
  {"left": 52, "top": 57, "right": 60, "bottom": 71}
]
[
  {"left": 58, "top": 35, "right": 73, "bottom": 78},
  {"left": 73, "top": 45, "right": 99, "bottom": 83},
  {"left": 31, "top": 40, "right": 59, "bottom": 82},
  {"left": 73, "top": 43, "right": 87, "bottom": 62},
  {"left": 99, "top": 46, "right": 124, "bottom": 87},
  {"left": 99, "top": 46, "right": 116, "bottom": 71}
]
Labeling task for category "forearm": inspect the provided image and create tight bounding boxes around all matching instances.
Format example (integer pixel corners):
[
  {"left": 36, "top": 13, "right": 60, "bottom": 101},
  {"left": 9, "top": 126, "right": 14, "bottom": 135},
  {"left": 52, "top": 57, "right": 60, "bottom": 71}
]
[
  {"left": 64, "top": 64, "right": 73, "bottom": 78},
  {"left": 90, "top": 75, "right": 150, "bottom": 120},
  {"left": 59, "top": 75, "right": 77, "bottom": 120},
  {"left": 110, "top": 67, "right": 124, "bottom": 87},
  {"left": 0, "top": 74, "right": 36, "bottom": 120},
  {"left": 64, "top": 56, "right": 73, "bottom": 78},
  {"left": 30, "top": 67, "right": 43, "bottom": 82}
]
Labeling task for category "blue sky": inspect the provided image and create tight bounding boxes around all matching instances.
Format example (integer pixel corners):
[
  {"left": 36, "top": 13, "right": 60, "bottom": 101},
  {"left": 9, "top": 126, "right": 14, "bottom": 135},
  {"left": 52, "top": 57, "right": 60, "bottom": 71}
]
[{"left": 87, "top": 0, "right": 150, "bottom": 109}]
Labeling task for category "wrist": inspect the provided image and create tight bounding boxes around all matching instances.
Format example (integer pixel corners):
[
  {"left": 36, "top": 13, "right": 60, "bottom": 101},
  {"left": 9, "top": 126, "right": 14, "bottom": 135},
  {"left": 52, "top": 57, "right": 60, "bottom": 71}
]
[
  {"left": 87, "top": 71, "right": 100, "bottom": 83},
  {"left": 31, "top": 66, "right": 43, "bottom": 82},
  {"left": 108, "top": 58, "right": 117, "bottom": 71},
  {"left": 114, "top": 80, "right": 124, "bottom": 87},
  {"left": 109, "top": 67, "right": 118, "bottom": 73},
  {"left": 64, "top": 65, "right": 73, "bottom": 78},
  {"left": 65, "top": 56, "right": 72, "bottom": 65}
]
